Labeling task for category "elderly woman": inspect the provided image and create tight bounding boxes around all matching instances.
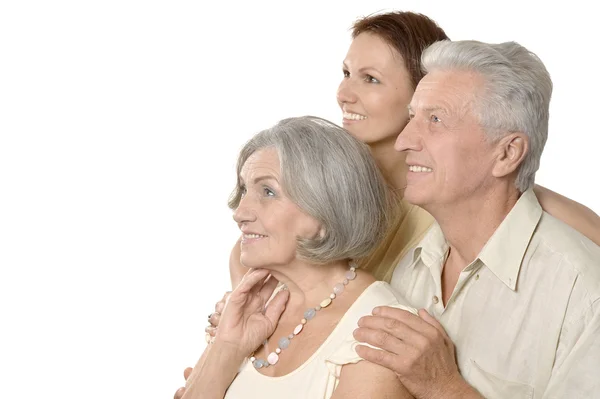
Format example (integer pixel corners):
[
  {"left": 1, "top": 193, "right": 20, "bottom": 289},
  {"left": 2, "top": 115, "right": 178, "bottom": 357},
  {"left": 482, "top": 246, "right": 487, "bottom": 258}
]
[{"left": 181, "top": 116, "right": 415, "bottom": 398}]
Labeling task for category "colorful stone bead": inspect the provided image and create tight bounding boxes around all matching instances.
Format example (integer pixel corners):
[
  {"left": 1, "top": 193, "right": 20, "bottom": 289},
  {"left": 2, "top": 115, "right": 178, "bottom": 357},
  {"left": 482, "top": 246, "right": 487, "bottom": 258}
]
[
  {"left": 278, "top": 337, "right": 290, "bottom": 349},
  {"left": 320, "top": 298, "right": 332, "bottom": 308},
  {"left": 293, "top": 324, "right": 304, "bottom": 335},
  {"left": 267, "top": 352, "right": 279, "bottom": 365},
  {"left": 304, "top": 308, "right": 316, "bottom": 320}
]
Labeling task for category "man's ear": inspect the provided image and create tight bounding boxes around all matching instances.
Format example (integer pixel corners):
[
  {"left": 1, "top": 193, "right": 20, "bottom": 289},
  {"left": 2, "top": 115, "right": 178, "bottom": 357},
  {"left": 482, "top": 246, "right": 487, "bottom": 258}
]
[{"left": 492, "top": 132, "right": 529, "bottom": 178}]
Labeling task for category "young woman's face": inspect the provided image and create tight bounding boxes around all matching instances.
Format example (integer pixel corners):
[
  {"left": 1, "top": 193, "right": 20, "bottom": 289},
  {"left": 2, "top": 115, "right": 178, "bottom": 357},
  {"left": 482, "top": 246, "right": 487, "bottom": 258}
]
[{"left": 337, "top": 32, "right": 415, "bottom": 146}]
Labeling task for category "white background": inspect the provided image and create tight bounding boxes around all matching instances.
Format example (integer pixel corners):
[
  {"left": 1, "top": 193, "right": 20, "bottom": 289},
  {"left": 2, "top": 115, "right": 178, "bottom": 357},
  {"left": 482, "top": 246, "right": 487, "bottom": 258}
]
[{"left": 1, "top": 1, "right": 598, "bottom": 398}]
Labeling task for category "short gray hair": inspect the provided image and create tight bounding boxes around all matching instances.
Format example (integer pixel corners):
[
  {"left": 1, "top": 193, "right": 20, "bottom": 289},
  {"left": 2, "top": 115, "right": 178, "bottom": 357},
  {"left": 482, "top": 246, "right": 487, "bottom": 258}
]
[
  {"left": 229, "top": 116, "right": 391, "bottom": 264},
  {"left": 422, "top": 40, "right": 553, "bottom": 192}
]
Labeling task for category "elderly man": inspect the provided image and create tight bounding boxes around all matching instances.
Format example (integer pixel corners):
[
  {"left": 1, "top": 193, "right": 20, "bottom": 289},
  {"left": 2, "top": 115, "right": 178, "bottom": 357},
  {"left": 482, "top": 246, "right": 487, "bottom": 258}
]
[{"left": 353, "top": 40, "right": 600, "bottom": 398}]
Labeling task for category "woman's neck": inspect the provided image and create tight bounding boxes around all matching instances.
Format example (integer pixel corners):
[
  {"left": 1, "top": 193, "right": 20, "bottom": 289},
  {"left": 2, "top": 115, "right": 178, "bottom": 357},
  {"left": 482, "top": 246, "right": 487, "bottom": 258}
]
[
  {"left": 368, "top": 137, "right": 408, "bottom": 192},
  {"left": 268, "top": 259, "right": 351, "bottom": 315}
]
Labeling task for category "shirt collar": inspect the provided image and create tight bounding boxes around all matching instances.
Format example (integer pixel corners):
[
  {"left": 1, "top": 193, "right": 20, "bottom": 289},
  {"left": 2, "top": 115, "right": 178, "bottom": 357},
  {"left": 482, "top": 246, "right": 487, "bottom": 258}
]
[
  {"left": 411, "top": 189, "right": 543, "bottom": 290},
  {"left": 478, "top": 189, "right": 542, "bottom": 290},
  {"left": 411, "top": 222, "right": 448, "bottom": 268}
]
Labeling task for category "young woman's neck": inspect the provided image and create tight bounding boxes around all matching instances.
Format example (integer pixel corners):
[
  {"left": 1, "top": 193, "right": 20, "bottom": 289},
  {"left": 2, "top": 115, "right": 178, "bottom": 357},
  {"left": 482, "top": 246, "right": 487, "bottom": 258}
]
[{"left": 368, "top": 137, "right": 408, "bottom": 192}]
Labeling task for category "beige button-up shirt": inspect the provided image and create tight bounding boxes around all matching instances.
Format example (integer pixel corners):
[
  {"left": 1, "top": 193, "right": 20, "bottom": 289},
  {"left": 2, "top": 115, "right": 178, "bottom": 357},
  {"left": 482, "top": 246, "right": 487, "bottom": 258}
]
[{"left": 391, "top": 189, "right": 600, "bottom": 398}]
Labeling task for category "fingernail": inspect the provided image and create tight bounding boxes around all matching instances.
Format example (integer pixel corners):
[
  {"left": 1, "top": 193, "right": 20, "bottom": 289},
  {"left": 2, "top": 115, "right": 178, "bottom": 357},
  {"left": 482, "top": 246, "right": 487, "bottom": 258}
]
[{"left": 372, "top": 307, "right": 380, "bottom": 315}]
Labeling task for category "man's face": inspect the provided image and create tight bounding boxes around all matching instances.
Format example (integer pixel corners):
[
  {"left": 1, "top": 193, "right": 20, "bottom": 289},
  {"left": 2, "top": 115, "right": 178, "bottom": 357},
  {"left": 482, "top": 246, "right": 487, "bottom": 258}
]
[{"left": 395, "top": 69, "right": 499, "bottom": 211}]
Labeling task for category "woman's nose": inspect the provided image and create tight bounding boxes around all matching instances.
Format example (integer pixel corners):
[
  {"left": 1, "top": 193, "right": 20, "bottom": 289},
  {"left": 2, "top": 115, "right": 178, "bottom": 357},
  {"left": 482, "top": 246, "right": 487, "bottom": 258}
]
[
  {"left": 336, "top": 79, "right": 358, "bottom": 106},
  {"left": 232, "top": 196, "right": 256, "bottom": 225}
]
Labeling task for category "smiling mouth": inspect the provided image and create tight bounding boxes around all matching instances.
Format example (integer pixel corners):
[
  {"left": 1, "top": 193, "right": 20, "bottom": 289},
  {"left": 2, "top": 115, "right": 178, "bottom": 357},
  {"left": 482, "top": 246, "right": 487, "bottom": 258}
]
[
  {"left": 343, "top": 112, "right": 367, "bottom": 121},
  {"left": 408, "top": 165, "right": 433, "bottom": 173},
  {"left": 241, "top": 233, "right": 267, "bottom": 244}
]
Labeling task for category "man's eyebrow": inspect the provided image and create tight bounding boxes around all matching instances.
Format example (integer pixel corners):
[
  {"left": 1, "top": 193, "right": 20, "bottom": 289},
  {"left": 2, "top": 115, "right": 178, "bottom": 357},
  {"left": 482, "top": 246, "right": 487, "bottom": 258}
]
[{"left": 407, "top": 104, "right": 448, "bottom": 113}]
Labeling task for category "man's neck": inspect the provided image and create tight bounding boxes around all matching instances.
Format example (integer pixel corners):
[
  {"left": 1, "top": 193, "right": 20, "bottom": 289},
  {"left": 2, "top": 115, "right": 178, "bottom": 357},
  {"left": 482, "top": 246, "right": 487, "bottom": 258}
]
[{"left": 429, "top": 185, "right": 521, "bottom": 302}]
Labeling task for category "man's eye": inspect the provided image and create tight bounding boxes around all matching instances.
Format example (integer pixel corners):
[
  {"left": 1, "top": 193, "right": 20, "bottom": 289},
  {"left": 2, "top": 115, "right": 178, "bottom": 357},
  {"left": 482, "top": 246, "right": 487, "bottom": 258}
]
[{"left": 430, "top": 115, "right": 441, "bottom": 123}]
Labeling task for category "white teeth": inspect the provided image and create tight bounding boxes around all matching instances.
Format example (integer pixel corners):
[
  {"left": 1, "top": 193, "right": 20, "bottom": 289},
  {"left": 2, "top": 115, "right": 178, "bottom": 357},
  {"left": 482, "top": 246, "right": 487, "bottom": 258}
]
[
  {"left": 343, "top": 112, "right": 367, "bottom": 121},
  {"left": 408, "top": 165, "right": 433, "bottom": 173},
  {"left": 244, "top": 234, "right": 266, "bottom": 239}
]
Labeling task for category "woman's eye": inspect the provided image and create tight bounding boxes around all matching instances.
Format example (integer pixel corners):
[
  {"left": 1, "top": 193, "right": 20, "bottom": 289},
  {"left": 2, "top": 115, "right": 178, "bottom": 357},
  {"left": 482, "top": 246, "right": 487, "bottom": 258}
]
[
  {"left": 365, "top": 74, "right": 380, "bottom": 84},
  {"left": 240, "top": 186, "right": 247, "bottom": 198},
  {"left": 264, "top": 187, "right": 275, "bottom": 197},
  {"left": 342, "top": 69, "right": 350, "bottom": 78}
]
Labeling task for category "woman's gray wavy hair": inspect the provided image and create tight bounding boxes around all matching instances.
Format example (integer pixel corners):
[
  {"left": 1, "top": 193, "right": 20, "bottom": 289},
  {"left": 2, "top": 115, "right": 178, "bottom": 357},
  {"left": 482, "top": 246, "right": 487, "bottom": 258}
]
[
  {"left": 228, "top": 116, "right": 391, "bottom": 264},
  {"left": 422, "top": 40, "right": 553, "bottom": 192}
]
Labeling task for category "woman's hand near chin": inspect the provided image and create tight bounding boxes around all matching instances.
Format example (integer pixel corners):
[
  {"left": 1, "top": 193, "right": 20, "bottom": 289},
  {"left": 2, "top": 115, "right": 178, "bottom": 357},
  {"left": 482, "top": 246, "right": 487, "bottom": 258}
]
[
  {"left": 216, "top": 268, "right": 288, "bottom": 357},
  {"left": 179, "top": 269, "right": 288, "bottom": 399},
  {"left": 229, "top": 238, "right": 248, "bottom": 289}
]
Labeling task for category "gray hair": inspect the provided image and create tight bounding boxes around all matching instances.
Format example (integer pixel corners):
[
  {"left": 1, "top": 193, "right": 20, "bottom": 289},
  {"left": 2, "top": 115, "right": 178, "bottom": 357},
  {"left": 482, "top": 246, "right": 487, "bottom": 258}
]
[
  {"left": 229, "top": 116, "right": 391, "bottom": 264},
  {"left": 422, "top": 40, "right": 553, "bottom": 192}
]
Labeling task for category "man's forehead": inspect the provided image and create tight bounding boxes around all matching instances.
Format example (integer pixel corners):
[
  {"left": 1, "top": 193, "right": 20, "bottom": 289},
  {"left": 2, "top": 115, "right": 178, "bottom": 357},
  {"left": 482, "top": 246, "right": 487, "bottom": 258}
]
[{"left": 411, "top": 70, "right": 482, "bottom": 108}]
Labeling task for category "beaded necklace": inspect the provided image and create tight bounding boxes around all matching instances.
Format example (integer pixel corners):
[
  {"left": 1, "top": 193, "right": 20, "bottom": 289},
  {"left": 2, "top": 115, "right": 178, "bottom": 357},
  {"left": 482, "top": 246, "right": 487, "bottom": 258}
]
[{"left": 250, "top": 262, "right": 357, "bottom": 369}]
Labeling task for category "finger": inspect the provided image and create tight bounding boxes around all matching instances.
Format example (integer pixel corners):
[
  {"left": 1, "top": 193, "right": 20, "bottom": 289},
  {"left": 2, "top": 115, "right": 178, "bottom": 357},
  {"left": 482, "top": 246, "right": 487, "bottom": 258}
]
[
  {"left": 353, "top": 325, "right": 409, "bottom": 356},
  {"left": 248, "top": 272, "right": 272, "bottom": 299},
  {"left": 264, "top": 289, "right": 289, "bottom": 327},
  {"left": 418, "top": 308, "right": 449, "bottom": 338},
  {"left": 215, "top": 292, "right": 231, "bottom": 314},
  {"left": 205, "top": 326, "right": 217, "bottom": 336},
  {"left": 234, "top": 269, "right": 270, "bottom": 296},
  {"left": 208, "top": 312, "right": 221, "bottom": 328},
  {"left": 356, "top": 315, "right": 422, "bottom": 353},
  {"left": 258, "top": 274, "right": 280, "bottom": 305},
  {"left": 355, "top": 344, "right": 407, "bottom": 375},
  {"left": 174, "top": 387, "right": 186, "bottom": 399},
  {"left": 183, "top": 367, "right": 193, "bottom": 380},
  {"left": 373, "top": 305, "right": 438, "bottom": 340}
]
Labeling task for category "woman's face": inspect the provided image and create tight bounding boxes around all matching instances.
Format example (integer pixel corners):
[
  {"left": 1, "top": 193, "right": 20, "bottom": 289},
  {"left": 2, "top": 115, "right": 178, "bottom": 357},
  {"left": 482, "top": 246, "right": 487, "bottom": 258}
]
[
  {"left": 337, "top": 32, "right": 415, "bottom": 146},
  {"left": 233, "top": 148, "right": 322, "bottom": 268}
]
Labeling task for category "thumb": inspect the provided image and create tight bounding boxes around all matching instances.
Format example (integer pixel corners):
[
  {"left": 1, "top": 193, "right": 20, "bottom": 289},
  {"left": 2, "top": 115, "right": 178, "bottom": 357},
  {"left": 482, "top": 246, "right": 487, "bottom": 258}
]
[
  {"left": 183, "top": 367, "right": 193, "bottom": 381},
  {"left": 418, "top": 308, "right": 448, "bottom": 337},
  {"left": 264, "top": 289, "right": 290, "bottom": 327}
]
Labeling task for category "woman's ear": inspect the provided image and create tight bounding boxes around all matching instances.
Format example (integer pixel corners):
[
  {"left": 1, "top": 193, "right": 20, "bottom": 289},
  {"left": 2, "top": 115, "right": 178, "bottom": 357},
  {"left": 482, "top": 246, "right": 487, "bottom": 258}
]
[{"left": 319, "top": 227, "right": 326, "bottom": 239}]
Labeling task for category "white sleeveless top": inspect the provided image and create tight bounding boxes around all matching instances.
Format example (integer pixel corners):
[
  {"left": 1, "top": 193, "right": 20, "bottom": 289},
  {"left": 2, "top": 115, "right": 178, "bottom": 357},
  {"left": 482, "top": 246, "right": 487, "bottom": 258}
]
[{"left": 224, "top": 281, "right": 417, "bottom": 399}]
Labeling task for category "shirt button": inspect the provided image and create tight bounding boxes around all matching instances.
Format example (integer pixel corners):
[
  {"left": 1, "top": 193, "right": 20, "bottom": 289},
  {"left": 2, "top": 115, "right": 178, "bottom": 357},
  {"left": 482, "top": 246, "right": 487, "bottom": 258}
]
[{"left": 432, "top": 296, "right": 439, "bottom": 304}]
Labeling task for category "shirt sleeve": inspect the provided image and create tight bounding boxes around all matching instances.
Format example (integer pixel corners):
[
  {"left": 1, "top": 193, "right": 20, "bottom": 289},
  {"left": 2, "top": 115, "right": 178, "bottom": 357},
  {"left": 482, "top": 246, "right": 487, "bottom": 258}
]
[
  {"left": 323, "top": 303, "right": 418, "bottom": 397},
  {"left": 542, "top": 298, "right": 600, "bottom": 398}
]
